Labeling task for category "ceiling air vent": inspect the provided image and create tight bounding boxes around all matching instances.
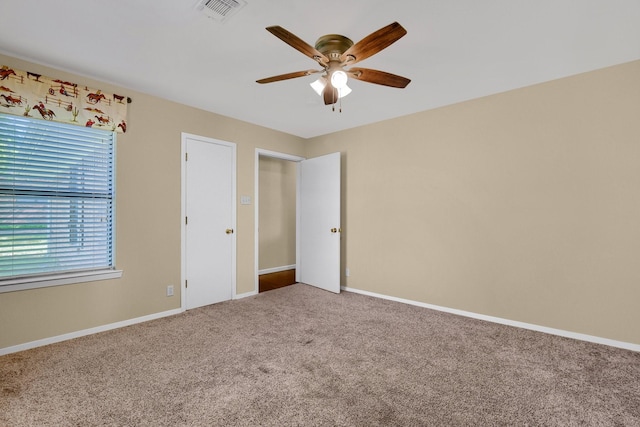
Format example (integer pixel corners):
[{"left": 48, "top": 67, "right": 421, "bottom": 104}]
[{"left": 196, "top": 0, "right": 247, "bottom": 22}]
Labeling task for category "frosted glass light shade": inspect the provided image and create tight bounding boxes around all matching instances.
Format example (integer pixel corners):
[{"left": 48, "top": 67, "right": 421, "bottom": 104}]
[
  {"left": 330, "top": 70, "right": 348, "bottom": 89},
  {"left": 310, "top": 78, "right": 326, "bottom": 96},
  {"left": 337, "top": 85, "right": 352, "bottom": 97}
]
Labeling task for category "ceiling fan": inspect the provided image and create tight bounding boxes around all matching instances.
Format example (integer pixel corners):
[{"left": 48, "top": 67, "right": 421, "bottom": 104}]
[{"left": 256, "top": 22, "right": 411, "bottom": 107}]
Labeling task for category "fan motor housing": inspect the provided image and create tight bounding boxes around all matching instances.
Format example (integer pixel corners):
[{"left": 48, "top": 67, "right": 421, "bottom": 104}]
[{"left": 315, "top": 34, "right": 354, "bottom": 60}]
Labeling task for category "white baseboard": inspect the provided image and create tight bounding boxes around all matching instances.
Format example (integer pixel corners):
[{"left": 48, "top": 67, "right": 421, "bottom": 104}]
[
  {"left": 341, "top": 286, "right": 640, "bottom": 352},
  {"left": 0, "top": 308, "right": 183, "bottom": 356},
  {"left": 258, "top": 265, "right": 296, "bottom": 276},
  {"left": 234, "top": 290, "right": 258, "bottom": 299},
  {"left": 8, "top": 287, "right": 635, "bottom": 356}
]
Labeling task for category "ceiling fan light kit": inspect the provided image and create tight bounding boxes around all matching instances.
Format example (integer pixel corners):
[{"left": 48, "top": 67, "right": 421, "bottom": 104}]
[{"left": 257, "top": 22, "right": 411, "bottom": 111}]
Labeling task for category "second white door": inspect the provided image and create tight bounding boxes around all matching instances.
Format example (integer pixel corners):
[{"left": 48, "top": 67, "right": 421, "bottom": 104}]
[{"left": 297, "top": 152, "right": 341, "bottom": 293}]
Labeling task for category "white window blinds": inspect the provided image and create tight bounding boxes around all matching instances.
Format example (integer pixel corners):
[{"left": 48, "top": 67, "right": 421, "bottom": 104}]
[{"left": 0, "top": 114, "right": 115, "bottom": 281}]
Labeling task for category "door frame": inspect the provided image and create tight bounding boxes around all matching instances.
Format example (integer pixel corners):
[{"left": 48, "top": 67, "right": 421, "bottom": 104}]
[
  {"left": 181, "top": 133, "right": 237, "bottom": 311},
  {"left": 254, "top": 149, "right": 305, "bottom": 294}
]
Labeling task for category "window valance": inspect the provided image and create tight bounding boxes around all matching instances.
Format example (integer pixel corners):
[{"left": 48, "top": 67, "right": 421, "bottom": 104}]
[{"left": 0, "top": 65, "right": 128, "bottom": 133}]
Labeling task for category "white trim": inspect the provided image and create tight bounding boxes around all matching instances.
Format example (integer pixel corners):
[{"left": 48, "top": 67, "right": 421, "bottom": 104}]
[
  {"left": 181, "top": 135, "right": 187, "bottom": 311},
  {"left": 258, "top": 265, "right": 296, "bottom": 275},
  {"left": 0, "top": 308, "right": 183, "bottom": 356},
  {"left": 341, "top": 286, "right": 640, "bottom": 352},
  {"left": 181, "top": 133, "right": 237, "bottom": 310},
  {"left": 254, "top": 149, "right": 259, "bottom": 295},
  {"left": 254, "top": 149, "right": 305, "bottom": 295},
  {"left": 0, "top": 269, "right": 123, "bottom": 294},
  {"left": 256, "top": 149, "right": 306, "bottom": 162},
  {"left": 296, "top": 162, "right": 301, "bottom": 284},
  {"left": 112, "top": 131, "right": 119, "bottom": 277},
  {"left": 234, "top": 290, "right": 258, "bottom": 300}
]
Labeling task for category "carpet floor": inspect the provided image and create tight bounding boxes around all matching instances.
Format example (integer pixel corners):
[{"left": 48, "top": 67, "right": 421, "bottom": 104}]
[{"left": 1, "top": 284, "right": 639, "bottom": 426}]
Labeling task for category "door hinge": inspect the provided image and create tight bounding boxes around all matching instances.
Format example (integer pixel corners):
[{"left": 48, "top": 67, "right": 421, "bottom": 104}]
[
  {"left": 185, "top": 280, "right": 188, "bottom": 288},
  {"left": 185, "top": 216, "right": 188, "bottom": 225},
  {"left": 185, "top": 152, "right": 188, "bottom": 161}
]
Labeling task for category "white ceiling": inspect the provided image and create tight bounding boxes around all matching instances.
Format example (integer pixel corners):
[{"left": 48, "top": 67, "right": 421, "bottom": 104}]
[{"left": 1, "top": 0, "right": 639, "bottom": 139}]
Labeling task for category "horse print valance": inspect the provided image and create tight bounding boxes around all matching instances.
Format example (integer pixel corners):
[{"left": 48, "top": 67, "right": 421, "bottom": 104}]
[{"left": 0, "top": 65, "right": 128, "bottom": 133}]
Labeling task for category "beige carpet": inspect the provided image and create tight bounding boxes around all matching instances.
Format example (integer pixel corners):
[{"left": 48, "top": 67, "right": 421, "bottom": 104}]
[{"left": 1, "top": 284, "right": 639, "bottom": 426}]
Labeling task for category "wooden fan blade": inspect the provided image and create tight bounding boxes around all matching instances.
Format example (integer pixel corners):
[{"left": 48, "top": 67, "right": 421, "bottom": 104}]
[
  {"left": 323, "top": 84, "right": 338, "bottom": 105},
  {"left": 340, "top": 22, "right": 407, "bottom": 64},
  {"left": 256, "top": 69, "right": 321, "bottom": 84},
  {"left": 266, "top": 26, "right": 329, "bottom": 64},
  {"left": 348, "top": 67, "right": 411, "bottom": 88}
]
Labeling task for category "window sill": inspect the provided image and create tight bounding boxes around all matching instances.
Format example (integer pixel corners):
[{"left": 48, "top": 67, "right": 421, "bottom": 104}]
[{"left": 0, "top": 269, "right": 123, "bottom": 294}]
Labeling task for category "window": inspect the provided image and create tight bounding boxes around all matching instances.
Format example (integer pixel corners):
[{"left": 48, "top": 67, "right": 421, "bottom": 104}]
[{"left": 0, "top": 113, "right": 121, "bottom": 292}]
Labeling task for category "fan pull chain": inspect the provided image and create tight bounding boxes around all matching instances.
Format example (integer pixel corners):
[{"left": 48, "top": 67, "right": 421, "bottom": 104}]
[
  {"left": 330, "top": 89, "right": 343, "bottom": 113},
  {"left": 332, "top": 88, "right": 336, "bottom": 112}
]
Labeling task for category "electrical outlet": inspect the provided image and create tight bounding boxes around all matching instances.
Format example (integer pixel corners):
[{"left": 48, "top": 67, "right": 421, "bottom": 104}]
[
  {"left": 166, "top": 285, "right": 174, "bottom": 297},
  {"left": 345, "top": 268, "right": 350, "bottom": 277}
]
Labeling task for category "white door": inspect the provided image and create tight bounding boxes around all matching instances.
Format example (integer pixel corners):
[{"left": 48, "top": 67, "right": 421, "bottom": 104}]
[
  {"left": 183, "top": 134, "right": 236, "bottom": 309},
  {"left": 297, "top": 152, "right": 341, "bottom": 293}
]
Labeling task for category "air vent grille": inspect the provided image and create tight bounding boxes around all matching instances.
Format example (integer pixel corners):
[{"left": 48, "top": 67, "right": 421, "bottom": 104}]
[{"left": 197, "top": 0, "right": 247, "bottom": 22}]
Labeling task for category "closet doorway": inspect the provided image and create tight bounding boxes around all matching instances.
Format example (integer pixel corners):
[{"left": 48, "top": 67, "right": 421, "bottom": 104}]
[
  {"left": 254, "top": 149, "right": 341, "bottom": 295},
  {"left": 257, "top": 153, "right": 298, "bottom": 292}
]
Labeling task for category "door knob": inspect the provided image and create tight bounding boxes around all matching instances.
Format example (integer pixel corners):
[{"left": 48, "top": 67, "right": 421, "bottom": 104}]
[
  {"left": 330, "top": 228, "right": 341, "bottom": 233},
  {"left": 226, "top": 228, "right": 234, "bottom": 234}
]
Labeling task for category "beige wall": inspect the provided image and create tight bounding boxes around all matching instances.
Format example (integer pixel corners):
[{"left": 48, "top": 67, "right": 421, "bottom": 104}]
[
  {"left": 2, "top": 52, "right": 639, "bottom": 350},
  {"left": 258, "top": 157, "right": 297, "bottom": 271},
  {"left": 0, "top": 53, "right": 305, "bottom": 349},
  {"left": 306, "top": 60, "right": 640, "bottom": 345}
]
